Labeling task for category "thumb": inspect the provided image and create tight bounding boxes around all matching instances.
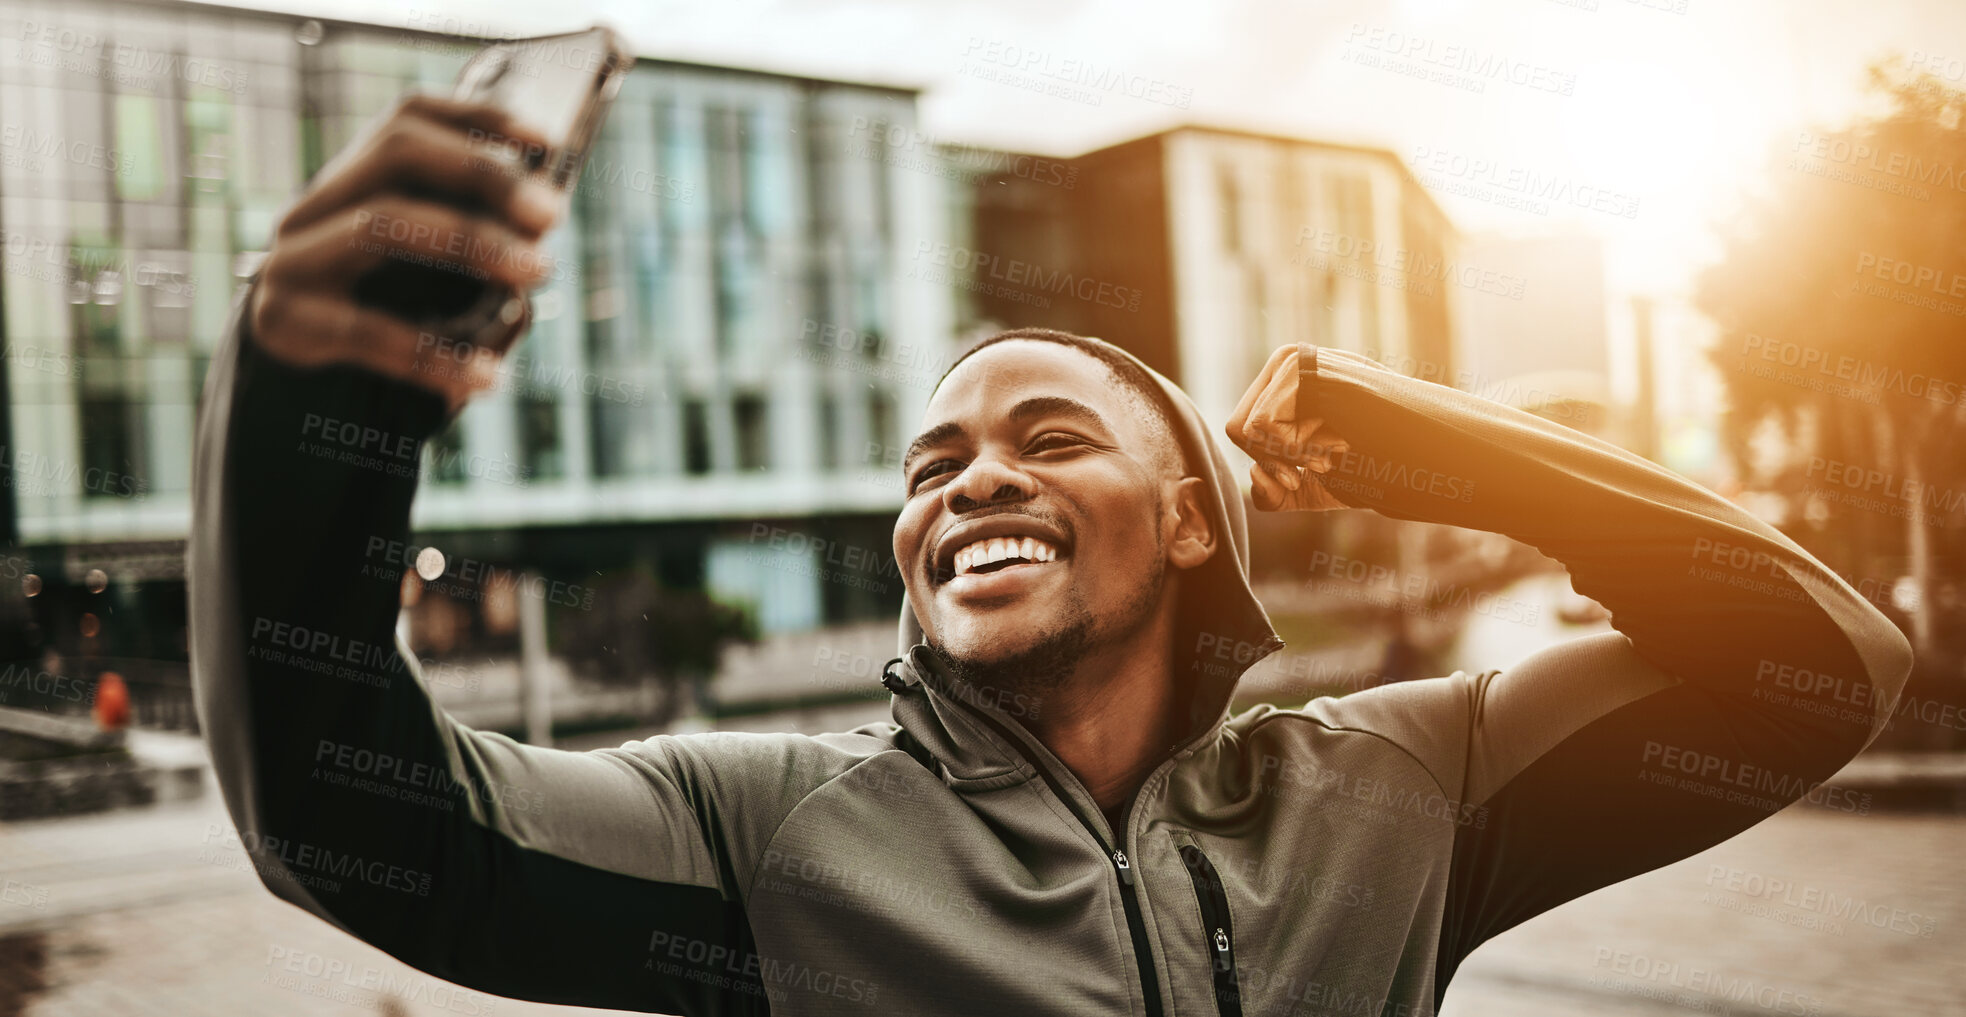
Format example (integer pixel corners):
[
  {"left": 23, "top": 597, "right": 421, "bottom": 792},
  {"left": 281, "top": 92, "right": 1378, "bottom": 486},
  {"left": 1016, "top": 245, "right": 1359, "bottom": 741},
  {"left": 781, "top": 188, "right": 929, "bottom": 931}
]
[{"left": 1250, "top": 460, "right": 1299, "bottom": 511}]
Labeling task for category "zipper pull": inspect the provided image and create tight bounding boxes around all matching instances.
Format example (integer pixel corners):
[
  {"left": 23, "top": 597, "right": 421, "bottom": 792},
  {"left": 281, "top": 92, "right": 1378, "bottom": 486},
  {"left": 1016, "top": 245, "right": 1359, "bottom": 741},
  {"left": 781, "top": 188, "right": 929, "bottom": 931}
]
[
  {"left": 1112, "top": 849, "right": 1134, "bottom": 886},
  {"left": 1214, "top": 928, "right": 1230, "bottom": 955}
]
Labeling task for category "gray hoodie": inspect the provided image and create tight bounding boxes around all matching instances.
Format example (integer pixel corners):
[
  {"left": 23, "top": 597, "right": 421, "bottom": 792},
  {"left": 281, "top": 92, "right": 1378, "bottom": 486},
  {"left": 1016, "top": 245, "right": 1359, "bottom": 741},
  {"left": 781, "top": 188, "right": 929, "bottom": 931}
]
[{"left": 190, "top": 286, "right": 1910, "bottom": 1016}]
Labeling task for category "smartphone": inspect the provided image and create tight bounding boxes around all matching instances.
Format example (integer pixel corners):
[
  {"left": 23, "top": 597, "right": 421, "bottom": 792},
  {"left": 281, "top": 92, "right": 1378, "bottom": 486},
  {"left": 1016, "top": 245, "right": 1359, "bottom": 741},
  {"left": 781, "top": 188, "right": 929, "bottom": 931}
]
[{"left": 351, "top": 25, "right": 632, "bottom": 353}]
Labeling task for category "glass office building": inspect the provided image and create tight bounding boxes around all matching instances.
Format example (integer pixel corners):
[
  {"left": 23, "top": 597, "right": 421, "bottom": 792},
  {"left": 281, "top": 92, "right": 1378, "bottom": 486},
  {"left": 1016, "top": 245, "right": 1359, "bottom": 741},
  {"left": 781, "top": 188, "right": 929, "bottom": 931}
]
[{"left": 0, "top": 0, "right": 950, "bottom": 706}]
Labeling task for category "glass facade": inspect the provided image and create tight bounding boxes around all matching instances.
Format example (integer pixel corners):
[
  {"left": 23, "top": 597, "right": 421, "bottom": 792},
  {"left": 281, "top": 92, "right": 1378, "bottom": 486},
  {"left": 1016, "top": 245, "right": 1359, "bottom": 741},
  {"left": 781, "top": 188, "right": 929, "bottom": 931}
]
[
  {"left": 1, "top": 6, "right": 303, "bottom": 533},
  {"left": 0, "top": 2, "right": 944, "bottom": 547},
  {"left": 0, "top": 2, "right": 950, "bottom": 650}
]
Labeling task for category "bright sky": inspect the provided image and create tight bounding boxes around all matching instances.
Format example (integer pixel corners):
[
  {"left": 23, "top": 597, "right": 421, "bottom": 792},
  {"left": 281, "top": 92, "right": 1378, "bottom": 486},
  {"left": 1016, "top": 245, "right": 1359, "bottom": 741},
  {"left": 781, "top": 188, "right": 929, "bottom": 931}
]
[{"left": 237, "top": 0, "right": 1964, "bottom": 300}]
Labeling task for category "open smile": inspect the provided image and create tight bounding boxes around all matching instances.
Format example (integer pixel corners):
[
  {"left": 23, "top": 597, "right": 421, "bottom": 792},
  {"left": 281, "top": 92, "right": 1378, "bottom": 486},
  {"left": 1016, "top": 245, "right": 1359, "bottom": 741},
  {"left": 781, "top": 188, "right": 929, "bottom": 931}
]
[
  {"left": 954, "top": 536, "right": 1061, "bottom": 575},
  {"left": 929, "top": 517, "right": 1073, "bottom": 587}
]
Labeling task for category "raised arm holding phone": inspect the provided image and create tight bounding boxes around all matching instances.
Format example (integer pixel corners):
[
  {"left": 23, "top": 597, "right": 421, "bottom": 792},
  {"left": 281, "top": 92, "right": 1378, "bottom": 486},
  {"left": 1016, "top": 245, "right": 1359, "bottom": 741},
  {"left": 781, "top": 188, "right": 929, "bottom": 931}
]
[
  {"left": 189, "top": 29, "right": 1912, "bottom": 1017},
  {"left": 243, "top": 93, "right": 559, "bottom": 410}
]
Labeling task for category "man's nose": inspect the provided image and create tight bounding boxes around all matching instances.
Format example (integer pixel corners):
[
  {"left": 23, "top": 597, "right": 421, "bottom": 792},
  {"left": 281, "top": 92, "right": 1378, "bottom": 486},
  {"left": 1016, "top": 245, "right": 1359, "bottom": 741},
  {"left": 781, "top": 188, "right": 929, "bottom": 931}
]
[{"left": 944, "top": 453, "right": 1032, "bottom": 512}]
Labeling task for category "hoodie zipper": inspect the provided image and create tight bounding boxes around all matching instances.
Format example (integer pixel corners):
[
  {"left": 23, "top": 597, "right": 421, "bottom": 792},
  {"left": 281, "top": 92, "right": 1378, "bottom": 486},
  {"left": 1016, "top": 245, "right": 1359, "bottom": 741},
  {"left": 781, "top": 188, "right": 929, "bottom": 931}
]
[
  {"left": 1178, "top": 844, "right": 1243, "bottom": 1017},
  {"left": 941, "top": 694, "right": 1166, "bottom": 1017}
]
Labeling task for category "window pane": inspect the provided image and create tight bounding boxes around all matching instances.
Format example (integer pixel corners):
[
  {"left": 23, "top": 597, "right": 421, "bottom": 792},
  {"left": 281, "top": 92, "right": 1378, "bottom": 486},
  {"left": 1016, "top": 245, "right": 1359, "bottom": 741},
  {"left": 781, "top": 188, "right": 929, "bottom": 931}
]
[
  {"left": 734, "top": 393, "right": 768, "bottom": 472},
  {"left": 79, "top": 394, "right": 141, "bottom": 500},
  {"left": 682, "top": 398, "right": 711, "bottom": 475},
  {"left": 817, "top": 392, "right": 839, "bottom": 471},
  {"left": 427, "top": 419, "right": 467, "bottom": 484},
  {"left": 518, "top": 390, "right": 563, "bottom": 481},
  {"left": 115, "top": 94, "right": 167, "bottom": 201}
]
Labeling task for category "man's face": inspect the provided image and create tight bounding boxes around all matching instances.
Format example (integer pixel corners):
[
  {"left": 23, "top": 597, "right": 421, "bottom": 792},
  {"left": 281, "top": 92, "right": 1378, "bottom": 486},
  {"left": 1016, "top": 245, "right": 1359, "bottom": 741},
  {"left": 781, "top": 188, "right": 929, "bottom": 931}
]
[{"left": 894, "top": 341, "right": 1179, "bottom": 678}]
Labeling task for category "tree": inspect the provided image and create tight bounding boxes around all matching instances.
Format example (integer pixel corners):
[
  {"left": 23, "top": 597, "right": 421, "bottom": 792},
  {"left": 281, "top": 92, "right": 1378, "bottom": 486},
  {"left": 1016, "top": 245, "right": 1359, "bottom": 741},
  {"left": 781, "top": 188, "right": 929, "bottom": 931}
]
[
  {"left": 1698, "top": 58, "right": 1966, "bottom": 749},
  {"left": 556, "top": 567, "right": 757, "bottom": 728}
]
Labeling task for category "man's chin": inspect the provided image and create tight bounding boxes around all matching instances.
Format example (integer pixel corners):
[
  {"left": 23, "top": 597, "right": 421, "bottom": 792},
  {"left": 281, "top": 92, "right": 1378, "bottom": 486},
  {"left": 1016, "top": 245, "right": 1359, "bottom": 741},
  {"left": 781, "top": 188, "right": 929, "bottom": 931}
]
[
  {"left": 935, "top": 629, "right": 1045, "bottom": 668},
  {"left": 927, "top": 599, "right": 1094, "bottom": 698},
  {"left": 930, "top": 594, "right": 1065, "bottom": 651},
  {"left": 929, "top": 621, "right": 1049, "bottom": 667}
]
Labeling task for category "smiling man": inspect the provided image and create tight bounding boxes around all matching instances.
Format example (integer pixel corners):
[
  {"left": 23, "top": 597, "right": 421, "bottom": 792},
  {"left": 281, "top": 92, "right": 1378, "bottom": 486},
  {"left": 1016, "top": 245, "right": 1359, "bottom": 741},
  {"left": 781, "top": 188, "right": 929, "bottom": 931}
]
[
  {"left": 191, "top": 99, "right": 1912, "bottom": 1017},
  {"left": 897, "top": 331, "right": 1221, "bottom": 839}
]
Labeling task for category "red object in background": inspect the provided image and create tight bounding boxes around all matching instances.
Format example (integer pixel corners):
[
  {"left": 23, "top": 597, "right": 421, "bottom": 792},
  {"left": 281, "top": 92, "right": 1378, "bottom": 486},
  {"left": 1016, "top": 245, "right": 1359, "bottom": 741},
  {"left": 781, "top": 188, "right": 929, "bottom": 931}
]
[{"left": 93, "top": 672, "right": 131, "bottom": 731}]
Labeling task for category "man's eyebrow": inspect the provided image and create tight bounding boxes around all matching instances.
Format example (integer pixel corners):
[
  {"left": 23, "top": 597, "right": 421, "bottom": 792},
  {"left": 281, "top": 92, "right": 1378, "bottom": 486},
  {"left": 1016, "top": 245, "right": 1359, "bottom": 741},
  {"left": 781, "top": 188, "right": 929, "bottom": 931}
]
[
  {"left": 1007, "top": 395, "right": 1112, "bottom": 432},
  {"left": 902, "top": 421, "right": 966, "bottom": 474}
]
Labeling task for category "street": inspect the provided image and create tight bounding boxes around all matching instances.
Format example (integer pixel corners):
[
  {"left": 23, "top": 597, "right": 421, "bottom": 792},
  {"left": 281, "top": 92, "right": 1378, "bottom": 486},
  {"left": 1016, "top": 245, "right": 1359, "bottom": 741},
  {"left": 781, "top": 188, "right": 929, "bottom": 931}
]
[{"left": 2, "top": 752, "right": 1959, "bottom": 1016}]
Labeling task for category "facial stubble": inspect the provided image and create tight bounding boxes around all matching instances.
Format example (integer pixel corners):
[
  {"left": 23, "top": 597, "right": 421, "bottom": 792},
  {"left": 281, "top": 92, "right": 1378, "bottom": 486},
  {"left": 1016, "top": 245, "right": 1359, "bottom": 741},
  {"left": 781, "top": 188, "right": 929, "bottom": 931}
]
[{"left": 930, "top": 492, "right": 1168, "bottom": 706}]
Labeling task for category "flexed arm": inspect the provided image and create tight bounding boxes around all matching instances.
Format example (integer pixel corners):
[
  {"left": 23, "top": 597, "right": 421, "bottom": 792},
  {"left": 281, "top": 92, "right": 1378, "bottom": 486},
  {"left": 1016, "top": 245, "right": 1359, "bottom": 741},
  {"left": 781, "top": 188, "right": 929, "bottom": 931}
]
[{"left": 1225, "top": 344, "right": 1913, "bottom": 995}]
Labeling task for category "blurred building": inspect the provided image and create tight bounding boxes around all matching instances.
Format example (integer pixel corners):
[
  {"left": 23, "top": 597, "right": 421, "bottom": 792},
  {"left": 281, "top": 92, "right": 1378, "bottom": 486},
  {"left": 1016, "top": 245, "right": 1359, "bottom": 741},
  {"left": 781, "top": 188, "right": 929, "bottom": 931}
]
[
  {"left": 1448, "top": 235, "right": 1722, "bottom": 470},
  {"left": 942, "top": 126, "right": 1458, "bottom": 434},
  {"left": 1452, "top": 233, "right": 1615, "bottom": 438},
  {"left": 1453, "top": 233, "right": 1609, "bottom": 382},
  {"left": 1627, "top": 295, "right": 1727, "bottom": 483},
  {"left": 0, "top": 0, "right": 949, "bottom": 709}
]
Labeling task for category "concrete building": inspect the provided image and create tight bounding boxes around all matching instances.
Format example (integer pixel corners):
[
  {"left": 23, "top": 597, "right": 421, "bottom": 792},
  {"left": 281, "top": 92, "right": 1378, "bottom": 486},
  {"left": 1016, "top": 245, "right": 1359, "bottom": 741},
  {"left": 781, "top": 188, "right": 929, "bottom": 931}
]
[
  {"left": 1451, "top": 232, "right": 1615, "bottom": 437},
  {"left": 1452, "top": 233, "right": 1609, "bottom": 383},
  {"left": 0, "top": 0, "right": 950, "bottom": 713},
  {"left": 944, "top": 126, "right": 1459, "bottom": 435}
]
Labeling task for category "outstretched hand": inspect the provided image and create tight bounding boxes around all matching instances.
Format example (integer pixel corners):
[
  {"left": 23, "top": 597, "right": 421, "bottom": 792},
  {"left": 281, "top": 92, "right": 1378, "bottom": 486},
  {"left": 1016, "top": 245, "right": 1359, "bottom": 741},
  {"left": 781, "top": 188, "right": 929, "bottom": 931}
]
[
  {"left": 1224, "top": 344, "right": 1353, "bottom": 512},
  {"left": 249, "top": 94, "right": 565, "bottom": 415}
]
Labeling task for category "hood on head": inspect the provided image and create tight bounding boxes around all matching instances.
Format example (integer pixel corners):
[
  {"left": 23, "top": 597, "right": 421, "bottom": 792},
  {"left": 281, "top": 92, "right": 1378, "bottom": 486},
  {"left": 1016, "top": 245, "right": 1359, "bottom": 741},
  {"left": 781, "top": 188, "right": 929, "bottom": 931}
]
[{"left": 895, "top": 335, "right": 1283, "bottom": 742}]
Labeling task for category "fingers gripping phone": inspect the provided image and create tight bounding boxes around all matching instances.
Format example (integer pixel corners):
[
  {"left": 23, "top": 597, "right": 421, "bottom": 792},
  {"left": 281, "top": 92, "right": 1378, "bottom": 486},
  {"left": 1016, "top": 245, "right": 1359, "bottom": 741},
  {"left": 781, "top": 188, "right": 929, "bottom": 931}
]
[{"left": 351, "top": 25, "right": 631, "bottom": 353}]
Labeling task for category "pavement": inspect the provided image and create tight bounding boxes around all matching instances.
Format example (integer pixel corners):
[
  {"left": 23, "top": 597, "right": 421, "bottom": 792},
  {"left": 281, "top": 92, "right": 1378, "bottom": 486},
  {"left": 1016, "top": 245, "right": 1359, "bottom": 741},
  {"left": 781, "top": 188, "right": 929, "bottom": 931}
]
[
  {"left": 1443, "top": 806, "right": 1966, "bottom": 1017},
  {"left": 2, "top": 731, "right": 1962, "bottom": 1017},
  {"left": 4, "top": 585, "right": 1957, "bottom": 1016},
  {"left": 0, "top": 759, "right": 647, "bottom": 1017}
]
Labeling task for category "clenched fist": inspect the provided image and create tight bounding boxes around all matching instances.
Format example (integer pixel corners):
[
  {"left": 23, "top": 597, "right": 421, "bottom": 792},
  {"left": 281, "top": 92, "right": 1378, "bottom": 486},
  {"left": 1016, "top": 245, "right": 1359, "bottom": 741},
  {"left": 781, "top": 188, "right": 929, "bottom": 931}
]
[
  {"left": 248, "top": 94, "right": 567, "bottom": 414},
  {"left": 1224, "top": 343, "right": 1353, "bottom": 512}
]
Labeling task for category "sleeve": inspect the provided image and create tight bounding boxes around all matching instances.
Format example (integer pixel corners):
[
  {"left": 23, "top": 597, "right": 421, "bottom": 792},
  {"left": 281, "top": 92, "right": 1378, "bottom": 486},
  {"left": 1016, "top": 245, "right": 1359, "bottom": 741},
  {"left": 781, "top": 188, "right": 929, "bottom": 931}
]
[
  {"left": 1283, "top": 345, "right": 1914, "bottom": 1001},
  {"left": 186, "top": 284, "right": 791, "bottom": 1015}
]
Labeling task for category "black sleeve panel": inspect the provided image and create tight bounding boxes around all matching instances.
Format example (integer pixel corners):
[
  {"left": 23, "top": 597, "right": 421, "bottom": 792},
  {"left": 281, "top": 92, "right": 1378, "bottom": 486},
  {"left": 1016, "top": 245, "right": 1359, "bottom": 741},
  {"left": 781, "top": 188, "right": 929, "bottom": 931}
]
[
  {"left": 1282, "top": 345, "right": 1908, "bottom": 1011},
  {"left": 188, "top": 287, "right": 777, "bottom": 1014}
]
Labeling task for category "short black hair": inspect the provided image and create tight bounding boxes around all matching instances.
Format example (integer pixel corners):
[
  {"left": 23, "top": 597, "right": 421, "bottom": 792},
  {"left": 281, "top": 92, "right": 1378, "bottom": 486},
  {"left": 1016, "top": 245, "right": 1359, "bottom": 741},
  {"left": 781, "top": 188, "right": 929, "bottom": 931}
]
[{"left": 936, "top": 328, "right": 1186, "bottom": 477}]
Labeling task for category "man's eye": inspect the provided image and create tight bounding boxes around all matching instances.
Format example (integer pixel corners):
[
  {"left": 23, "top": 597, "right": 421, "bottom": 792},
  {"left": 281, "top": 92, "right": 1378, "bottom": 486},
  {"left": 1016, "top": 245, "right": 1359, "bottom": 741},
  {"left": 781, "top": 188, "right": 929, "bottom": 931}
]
[
  {"left": 909, "top": 460, "right": 961, "bottom": 493},
  {"left": 1027, "top": 433, "right": 1085, "bottom": 453}
]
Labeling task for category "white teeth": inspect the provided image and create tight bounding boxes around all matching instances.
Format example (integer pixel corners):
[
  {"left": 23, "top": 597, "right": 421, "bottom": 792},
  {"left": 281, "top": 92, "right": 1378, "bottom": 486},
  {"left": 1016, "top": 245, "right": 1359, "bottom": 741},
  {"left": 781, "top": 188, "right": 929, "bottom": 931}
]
[{"left": 950, "top": 535, "right": 1060, "bottom": 575}]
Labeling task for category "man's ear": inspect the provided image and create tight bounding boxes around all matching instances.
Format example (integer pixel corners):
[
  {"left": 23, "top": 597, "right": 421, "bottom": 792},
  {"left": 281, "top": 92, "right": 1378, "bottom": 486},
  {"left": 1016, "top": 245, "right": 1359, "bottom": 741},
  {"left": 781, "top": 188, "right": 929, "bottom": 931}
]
[{"left": 1165, "top": 476, "right": 1216, "bottom": 570}]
